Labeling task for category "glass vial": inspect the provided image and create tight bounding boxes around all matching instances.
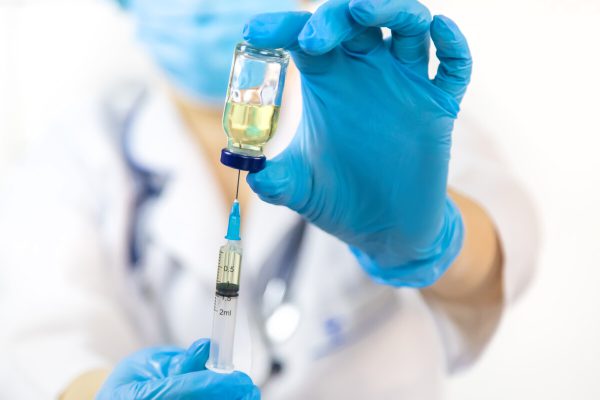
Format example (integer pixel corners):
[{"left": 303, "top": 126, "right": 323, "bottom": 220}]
[{"left": 220, "top": 43, "right": 290, "bottom": 172}]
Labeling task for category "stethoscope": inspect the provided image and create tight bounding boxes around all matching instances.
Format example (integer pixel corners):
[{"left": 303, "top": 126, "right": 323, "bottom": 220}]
[
  {"left": 250, "top": 220, "right": 307, "bottom": 378},
  {"left": 248, "top": 218, "right": 398, "bottom": 382}
]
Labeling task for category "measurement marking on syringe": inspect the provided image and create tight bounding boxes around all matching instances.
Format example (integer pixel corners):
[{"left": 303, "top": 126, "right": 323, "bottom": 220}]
[{"left": 219, "top": 309, "right": 232, "bottom": 316}]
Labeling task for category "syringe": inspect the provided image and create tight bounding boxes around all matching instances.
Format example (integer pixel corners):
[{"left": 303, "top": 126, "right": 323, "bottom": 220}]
[{"left": 206, "top": 194, "right": 243, "bottom": 373}]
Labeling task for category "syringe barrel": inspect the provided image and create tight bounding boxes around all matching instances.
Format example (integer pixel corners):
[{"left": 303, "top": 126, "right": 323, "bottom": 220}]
[
  {"left": 206, "top": 240, "right": 243, "bottom": 373},
  {"left": 206, "top": 294, "right": 238, "bottom": 373}
]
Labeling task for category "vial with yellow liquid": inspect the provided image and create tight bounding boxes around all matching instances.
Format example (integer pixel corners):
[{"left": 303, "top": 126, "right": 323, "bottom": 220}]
[{"left": 220, "top": 43, "right": 290, "bottom": 172}]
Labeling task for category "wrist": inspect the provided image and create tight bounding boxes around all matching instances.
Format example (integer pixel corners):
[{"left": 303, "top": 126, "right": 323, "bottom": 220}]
[
  {"left": 424, "top": 190, "right": 504, "bottom": 304},
  {"left": 351, "top": 197, "right": 464, "bottom": 288}
]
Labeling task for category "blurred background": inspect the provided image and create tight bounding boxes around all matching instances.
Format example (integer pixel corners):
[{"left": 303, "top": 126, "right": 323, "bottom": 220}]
[{"left": 0, "top": 0, "right": 598, "bottom": 398}]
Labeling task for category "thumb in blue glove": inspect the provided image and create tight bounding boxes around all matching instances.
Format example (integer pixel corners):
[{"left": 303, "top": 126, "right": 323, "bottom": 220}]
[
  {"left": 96, "top": 339, "right": 260, "bottom": 400},
  {"left": 244, "top": 0, "right": 471, "bottom": 288}
]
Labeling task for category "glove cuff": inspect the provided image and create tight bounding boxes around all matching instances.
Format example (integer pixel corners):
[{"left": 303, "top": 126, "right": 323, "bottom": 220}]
[{"left": 350, "top": 197, "right": 464, "bottom": 288}]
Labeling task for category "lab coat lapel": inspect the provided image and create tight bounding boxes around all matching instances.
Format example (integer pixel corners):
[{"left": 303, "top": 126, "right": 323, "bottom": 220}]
[{"left": 128, "top": 91, "right": 225, "bottom": 284}]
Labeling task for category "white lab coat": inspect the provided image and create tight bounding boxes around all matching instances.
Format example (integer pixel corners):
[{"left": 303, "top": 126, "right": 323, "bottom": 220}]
[{"left": 0, "top": 74, "right": 538, "bottom": 399}]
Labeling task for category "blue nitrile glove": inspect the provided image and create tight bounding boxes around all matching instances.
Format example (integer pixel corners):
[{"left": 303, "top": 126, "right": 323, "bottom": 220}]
[
  {"left": 123, "top": 0, "right": 293, "bottom": 103},
  {"left": 244, "top": 0, "right": 472, "bottom": 287},
  {"left": 96, "top": 339, "right": 260, "bottom": 400}
]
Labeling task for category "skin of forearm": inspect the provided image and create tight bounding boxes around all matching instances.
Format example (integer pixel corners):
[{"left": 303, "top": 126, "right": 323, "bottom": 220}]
[
  {"left": 59, "top": 369, "right": 110, "bottom": 400},
  {"left": 423, "top": 189, "right": 504, "bottom": 306}
]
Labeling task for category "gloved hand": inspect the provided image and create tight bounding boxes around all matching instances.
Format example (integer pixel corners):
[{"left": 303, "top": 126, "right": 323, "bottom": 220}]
[
  {"left": 120, "top": 0, "right": 292, "bottom": 103},
  {"left": 244, "top": 0, "right": 472, "bottom": 287},
  {"left": 96, "top": 339, "right": 260, "bottom": 400}
]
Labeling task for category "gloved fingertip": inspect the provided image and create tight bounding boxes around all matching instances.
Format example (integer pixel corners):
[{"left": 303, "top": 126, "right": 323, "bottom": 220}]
[
  {"left": 297, "top": 22, "right": 315, "bottom": 42},
  {"left": 187, "top": 338, "right": 211, "bottom": 358},
  {"left": 246, "top": 171, "right": 270, "bottom": 197},
  {"left": 243, "top": 12, "right": 312, "bottom": 50},
  {"left": 229, "top": 371, "right": 254, "bottom": 387},
  {"left": 298, "top": 23, "right": 331, "bottom": 55},
  {"left": 347, "top": 0, "right": 377, "bottom": 24},
  {"left": 170, "top": 338, "right": 211, "bottom": 374},
  {"left": 431, "top": 14, "right": 470, "bottom": 66},
  {"left": 245, "top": 169, "right": 264, "bottom": 190},
  {"left": 431, "top": 15, "right": 458, "bottom": 40},
  {"left": 433, "top": 15, "right": 454, "bottom": 27},
  {"left": 247, "top": 385, "right": 262, "bottom": 400},
  {"left": 242, "top": 16, "right": 266, "bottom": 42},
  {"left": 246, "top": 162, "right": 290, "bottom": 204}
]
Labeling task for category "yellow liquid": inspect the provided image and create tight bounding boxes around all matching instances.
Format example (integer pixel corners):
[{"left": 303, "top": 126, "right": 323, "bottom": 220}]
[{"left": 223, "top": 101, "right": 280, "bottom": 153}]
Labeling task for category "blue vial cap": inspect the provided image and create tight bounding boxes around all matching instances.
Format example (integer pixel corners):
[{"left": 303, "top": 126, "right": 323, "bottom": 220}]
[
  {"left": 225, "top": 199, "right": 241, "bottom": 241},
  {"left": 221, "top": 148, "right": 266, "bottom": 172}
]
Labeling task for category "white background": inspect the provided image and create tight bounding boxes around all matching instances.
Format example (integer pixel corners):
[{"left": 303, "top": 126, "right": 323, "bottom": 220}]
[{"left": 0, "top": 0, "right": 599, "bottom": 399}]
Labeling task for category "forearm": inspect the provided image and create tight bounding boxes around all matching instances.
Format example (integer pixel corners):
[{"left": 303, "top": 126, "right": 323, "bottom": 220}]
[
  {"left": 60, "top": 370, "right": 110, "bottom": 400},
  {"left": 423, "top": 189, "right": 504, "bottom": 306}
]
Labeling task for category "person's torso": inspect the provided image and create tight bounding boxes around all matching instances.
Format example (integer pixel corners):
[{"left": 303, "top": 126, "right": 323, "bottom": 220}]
[{"left": 105, "top": 82, "right": 448, "bottom": 399}]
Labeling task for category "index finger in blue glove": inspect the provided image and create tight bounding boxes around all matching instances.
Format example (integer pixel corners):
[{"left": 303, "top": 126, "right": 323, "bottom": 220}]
[
  {"left": 348, "top": 0, "right": 431, "bottom": 71},
  {"left": 243, "top": 11, "right": 332, "bottom": 74},
  {"left": 125, "top": 370, "right": 259, "bottom": 400},
  {"left": 430, "top": 15, "right": 472, "bottom": 103}
]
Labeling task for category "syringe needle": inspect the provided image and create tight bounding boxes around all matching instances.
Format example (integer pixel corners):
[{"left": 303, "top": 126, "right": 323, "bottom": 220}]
[{"left": 235, "top": 170, "right": 240, "bottom": 200}]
